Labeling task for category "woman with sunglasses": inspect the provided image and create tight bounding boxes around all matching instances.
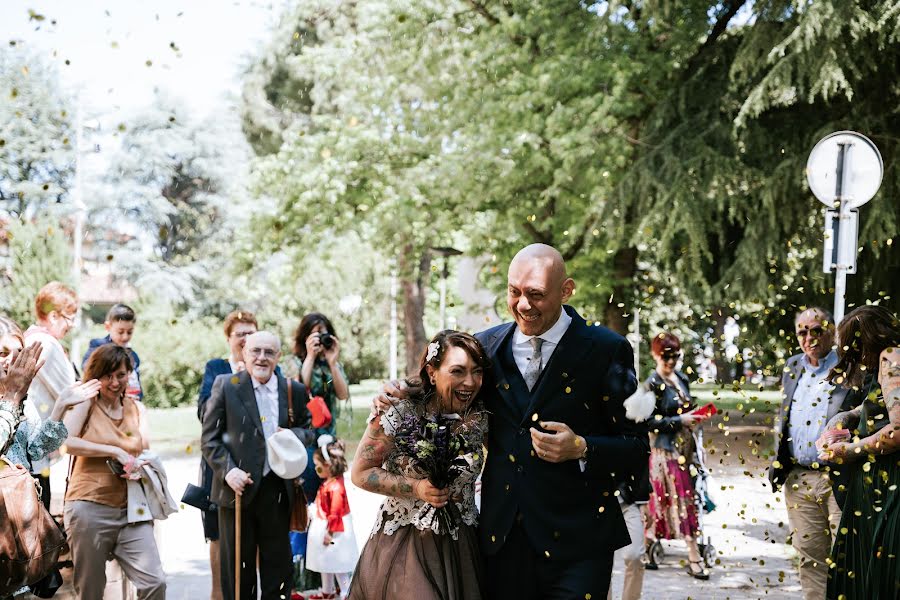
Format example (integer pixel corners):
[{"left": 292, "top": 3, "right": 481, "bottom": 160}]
[
  {"left": 816, "top": 305, "right": 900, "bottom": 600},
  {"left": 645, "top": 332, "right": 713, "bottom": 579}
]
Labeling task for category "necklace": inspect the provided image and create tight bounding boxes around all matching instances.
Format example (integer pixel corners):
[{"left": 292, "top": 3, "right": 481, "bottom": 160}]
[{"left": 95, "top": 396, "right": 123, "bottom": 419}]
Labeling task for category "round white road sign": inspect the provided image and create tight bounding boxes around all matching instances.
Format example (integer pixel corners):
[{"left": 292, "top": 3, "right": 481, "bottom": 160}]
[{"left": 807, "top": 131, "right": 883, "bottom": 208}]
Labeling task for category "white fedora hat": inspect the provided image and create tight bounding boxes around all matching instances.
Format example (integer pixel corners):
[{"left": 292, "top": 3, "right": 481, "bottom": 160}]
[{"left": 266, "top": 430, "right": 309, "bottom": 479}]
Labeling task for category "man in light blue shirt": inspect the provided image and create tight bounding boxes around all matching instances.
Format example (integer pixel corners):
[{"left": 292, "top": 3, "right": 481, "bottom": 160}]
[{"left": 769, "top": 307, "right": 850, "bottom": 600}]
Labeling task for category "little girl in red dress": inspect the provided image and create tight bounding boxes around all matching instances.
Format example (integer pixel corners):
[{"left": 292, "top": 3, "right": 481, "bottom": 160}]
[{"left": 306, "top": 436, "right": 358, "bottom": 600}]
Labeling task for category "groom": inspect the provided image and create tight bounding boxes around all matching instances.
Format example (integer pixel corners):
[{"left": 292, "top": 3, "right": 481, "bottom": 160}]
[{"left": 380, "top": 244, "right": 649, "bottom": 599}]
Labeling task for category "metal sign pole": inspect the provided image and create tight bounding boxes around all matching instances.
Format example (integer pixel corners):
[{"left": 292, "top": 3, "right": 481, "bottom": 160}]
[
  {"left": 833, "top": 143, "right": 850, "bottom": 324},
  {"left": 807, "top": 131, "right": 883, "bottom": 326}
]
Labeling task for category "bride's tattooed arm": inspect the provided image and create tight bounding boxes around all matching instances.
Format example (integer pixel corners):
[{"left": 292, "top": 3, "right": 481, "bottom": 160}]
[{"left": 351, "top": 418, "right": 417, "bottom": 499}]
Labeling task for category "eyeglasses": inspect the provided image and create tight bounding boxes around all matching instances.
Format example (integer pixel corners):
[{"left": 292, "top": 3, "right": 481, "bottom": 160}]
[
  {"left": 230, "top": 330, "right": 254, "bottom": 339},
  {"left": 661, "top": 351, "right": 682, "bottom": 363},
  {"left": 247, "top": 348, "right": 278, "bottom": 359},
  {"left": 796, "top": 326, "right": 825, "bottom": 338},
  {"left": 58, "top": 312, "right": 76, "bottom": 326}
]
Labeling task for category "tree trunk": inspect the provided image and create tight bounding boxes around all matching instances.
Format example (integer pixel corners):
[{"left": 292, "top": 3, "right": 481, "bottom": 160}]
[
  {"left": 711, "top": 306, "right": 733, "bottom": 383},
  {"left": 604, "top": 246, "right": 638, "bottom": 335},
  {"left": 399, "top": 244, "right": 432, "bottom": 377}
]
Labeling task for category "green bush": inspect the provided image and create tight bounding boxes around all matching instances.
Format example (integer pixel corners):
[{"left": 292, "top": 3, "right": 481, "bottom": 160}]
[
  {"left": 0, "top": 216, "right": 73, "bottom": 327},
  {"left": 129, "top": 311, "right": 224, "bottom": 408}
]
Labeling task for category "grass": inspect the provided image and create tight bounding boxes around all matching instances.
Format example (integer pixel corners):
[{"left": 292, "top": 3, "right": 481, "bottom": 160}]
[
  {"left": 147, "top": 380, "right": 382, "bottom": 457},
  {"left": 692, "top": 383, "right": 781, "bottom": 414},
  {"left": 146, "top": 379, "right": 782, "bottom": 457}
]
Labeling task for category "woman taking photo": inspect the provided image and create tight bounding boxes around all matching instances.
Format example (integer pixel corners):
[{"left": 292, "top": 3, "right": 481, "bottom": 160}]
[
  {"left": 349, "top": 330, "right": 488, "bottom": 600},
  {"left": 293, "top": 313, "right": 350, "bottom": 437},
  {"left": 645, "top": 332, "right": 713, "bottom": 579},
  {"left": 63, "top": 344, "right": 166, "bottom": 600},
  {"left": 817, "top": 305, "right": 900, "bottom": 600}
]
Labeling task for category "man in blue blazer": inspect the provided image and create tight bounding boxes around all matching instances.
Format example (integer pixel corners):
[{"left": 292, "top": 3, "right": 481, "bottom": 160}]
[
  {"left": 477, "top": 244, "right": 647, "bottom": 599},
  {"left": 377, "top": 244, "right": 648, "bottom": 599}
]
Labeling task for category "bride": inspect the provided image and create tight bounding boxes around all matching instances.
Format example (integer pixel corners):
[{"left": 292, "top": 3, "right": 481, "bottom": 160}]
[{"left": 348, "top": 330, "right": 489, "bottom": 600}]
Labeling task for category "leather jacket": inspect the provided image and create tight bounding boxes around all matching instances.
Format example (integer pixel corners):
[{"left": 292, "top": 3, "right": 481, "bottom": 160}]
[{"left": 646, "top": 370, "right": 695, "bottom": 452}]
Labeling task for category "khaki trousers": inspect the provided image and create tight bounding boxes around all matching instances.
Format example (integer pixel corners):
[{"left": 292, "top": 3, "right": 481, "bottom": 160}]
[
  {"left": 783, "top": 468, "right": 841, "bottom": 600},
  {"left": 608, "top": 501, "right": 646, "bottom": 600},
  {"left": 64, "top": 500, "right": 167, "bottom": 600}
]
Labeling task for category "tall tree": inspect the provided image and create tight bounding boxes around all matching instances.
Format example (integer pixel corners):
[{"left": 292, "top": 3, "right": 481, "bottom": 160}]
[
  {"left": 0, "top": 47, "right": 74, "bottom": 220},
  {"left": 0, "top": 216, "right": 73, "bottom": 327},
  {"left": 245, "top": 0, "right": 898, "bottom": 379},
  {"left": 90, "top": 94, "right": 249, "bottom": 304}
]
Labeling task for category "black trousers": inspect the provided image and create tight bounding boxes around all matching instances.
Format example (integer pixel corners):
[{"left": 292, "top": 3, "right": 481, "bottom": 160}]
[
  {"left": 218, "top": 473, "right": 294, "bottom": 600},
  {"left": 485, "top": 519, "right": 614, "bottom": 600}
]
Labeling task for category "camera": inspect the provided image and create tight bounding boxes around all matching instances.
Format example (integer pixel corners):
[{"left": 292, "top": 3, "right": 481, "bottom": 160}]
[{"left": 319, "top": 332, "right": 335, "bottom": 350}]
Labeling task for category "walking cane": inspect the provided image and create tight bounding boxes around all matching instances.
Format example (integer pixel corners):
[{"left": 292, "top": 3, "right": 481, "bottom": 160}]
[{"left": 235, "top": 493, "right": 242, "bottom": 600}]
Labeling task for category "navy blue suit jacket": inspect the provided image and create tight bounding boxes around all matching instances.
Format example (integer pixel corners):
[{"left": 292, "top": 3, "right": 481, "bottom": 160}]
[{"left": 476, "top": 305, "right": 648, "bottom": 561}]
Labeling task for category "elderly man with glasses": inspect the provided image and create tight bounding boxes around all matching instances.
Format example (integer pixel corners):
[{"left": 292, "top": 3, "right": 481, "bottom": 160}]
[
  {"left": 768, "top": 307, "right": 854, "bottom": 600},
  {"left": 202, "top": 331, "right": 315, "bottom": 600}
]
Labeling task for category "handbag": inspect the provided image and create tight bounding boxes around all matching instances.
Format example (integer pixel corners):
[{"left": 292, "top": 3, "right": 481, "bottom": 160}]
[
  {"left": 181, "top": 483, "right": 215, "bottom": 512},
  {"left": 0, "top": 457, "right": 68, "bottom": 595},
  {"left": 286, "top": 380, "right": 309, "bottom": 533},
  {"left": 306, "top": 395, "right": 332, "bottom": 429}
]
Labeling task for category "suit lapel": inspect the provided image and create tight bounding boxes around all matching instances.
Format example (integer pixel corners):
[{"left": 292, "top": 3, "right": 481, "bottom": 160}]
[
  {"left": 483, "top": 324, "right": 523, "bottom": 421},
  {"left": 238, "top": 372, "right": 264, "bottom": 435},
  {"left": 783, "top": 358, "right": 802, "bottom": 407},
  {"left": 520, "top": 308, "right": 590, "bottom": 425},
  {"left": 277, "top": 375, "right": 289, "bottom": 428}
]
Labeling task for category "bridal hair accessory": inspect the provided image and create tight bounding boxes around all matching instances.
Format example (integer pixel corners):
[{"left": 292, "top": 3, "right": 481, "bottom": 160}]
[
  {"left": 317, "top": 434, "right": 335, "bottom": 463},
  {"left": 426, "top": 341, "right": 440, "bottom": 362}
]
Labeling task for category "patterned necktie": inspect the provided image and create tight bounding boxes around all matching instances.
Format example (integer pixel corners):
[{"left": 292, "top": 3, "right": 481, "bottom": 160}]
[{"left": 523, "top": 337, "right": 544, "bottom": 391}]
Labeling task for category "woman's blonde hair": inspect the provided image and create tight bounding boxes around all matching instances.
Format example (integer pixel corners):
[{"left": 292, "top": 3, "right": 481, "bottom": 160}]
[{"left": 34, "top": 282, "right": 78, "bottom": 320}]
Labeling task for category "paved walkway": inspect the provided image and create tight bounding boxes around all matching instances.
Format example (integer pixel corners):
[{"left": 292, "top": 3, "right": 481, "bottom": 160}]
[{"left": 44, "top": 453, "right": 802, "bottom": 599}]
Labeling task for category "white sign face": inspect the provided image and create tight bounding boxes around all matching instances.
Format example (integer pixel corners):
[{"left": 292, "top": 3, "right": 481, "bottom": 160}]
[{"left": 807, "top": 131, "right": 883, "bottom": 208}]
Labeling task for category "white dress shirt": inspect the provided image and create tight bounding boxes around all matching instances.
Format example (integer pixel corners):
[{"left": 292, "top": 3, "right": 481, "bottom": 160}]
[
  {"left": 512, "top": 309, "right": 572, "bottom": 380},
  {"left": 788, "top": 351, "right": 838, "bottom": 466},
  {"left": 253, "top": 374, "right": 280, "bottom": 475}
]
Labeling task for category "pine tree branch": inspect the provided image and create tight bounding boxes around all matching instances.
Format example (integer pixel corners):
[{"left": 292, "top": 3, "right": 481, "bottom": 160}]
[
  {"left": 466, "top": 0, "right": 500, "bottom": 26},
  {"left": 706, "top": 0, "right": 746, "bottom": 50}
]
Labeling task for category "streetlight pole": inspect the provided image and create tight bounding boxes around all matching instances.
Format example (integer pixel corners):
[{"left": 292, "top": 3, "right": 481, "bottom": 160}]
[
  {"left": 430, "top": 246, "right": 462, "bottom": 331},
  {"left": 72, "top": 106, "right": 86, "bottom": 289},
  {"left": 389, "top": 269, "right": 398, "bottom": 381}
]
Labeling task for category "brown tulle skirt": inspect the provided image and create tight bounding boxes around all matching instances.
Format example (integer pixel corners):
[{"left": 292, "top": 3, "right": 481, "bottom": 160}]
[{"left": 347, "top": 520, "right": 485, "bottom": 600}]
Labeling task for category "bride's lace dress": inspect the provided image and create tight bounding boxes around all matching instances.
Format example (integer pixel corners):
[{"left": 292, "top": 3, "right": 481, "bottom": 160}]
[
  {"left": 372, "top": 400, "right": 485, "bottom": 540},
  {"left": 348, "top": 399, "right": 488, "bottom": 600}
]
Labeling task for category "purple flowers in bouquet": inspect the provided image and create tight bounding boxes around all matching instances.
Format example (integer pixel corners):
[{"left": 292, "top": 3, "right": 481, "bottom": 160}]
[{"left": 388, "top": 410, "right": 482, "bottom": 534}]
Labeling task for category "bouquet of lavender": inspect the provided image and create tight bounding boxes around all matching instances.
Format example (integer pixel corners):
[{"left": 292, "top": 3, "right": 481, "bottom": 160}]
[{"left": 389, "top": 410, "right": 482, "bottom": 534}]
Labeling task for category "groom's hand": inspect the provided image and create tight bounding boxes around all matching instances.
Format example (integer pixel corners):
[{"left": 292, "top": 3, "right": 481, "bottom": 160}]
[
  {"left": 530, "top": 421, "right": 586, "bottom": 463},
  {"left": 370, "top": 379, "right": 407, "bottom": 417}
]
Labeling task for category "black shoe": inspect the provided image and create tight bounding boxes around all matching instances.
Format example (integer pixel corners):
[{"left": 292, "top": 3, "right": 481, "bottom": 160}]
[
  {"left": 686, "top": 560, "right": 710, "bottom": 580},
  {"left": 645, "top": 560, "right": 659, "bottom": 571}
]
